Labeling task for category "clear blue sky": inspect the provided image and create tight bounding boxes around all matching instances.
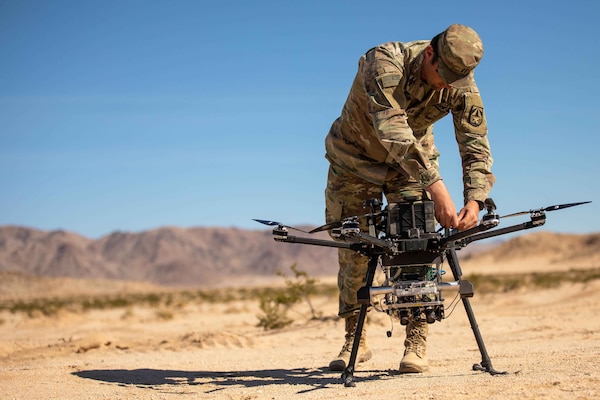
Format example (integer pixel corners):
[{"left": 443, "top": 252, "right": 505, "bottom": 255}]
[{"left": 1, "top": 0, "right": 599, "bottom": 239}]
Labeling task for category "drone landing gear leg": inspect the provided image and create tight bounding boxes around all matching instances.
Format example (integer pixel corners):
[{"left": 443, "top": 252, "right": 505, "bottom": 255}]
[
  {"left": 446, "top": 248, "right": 507, "bottom": 375},
  {"left": 342, "top": 254, "right": 378, "bottom": 387}
]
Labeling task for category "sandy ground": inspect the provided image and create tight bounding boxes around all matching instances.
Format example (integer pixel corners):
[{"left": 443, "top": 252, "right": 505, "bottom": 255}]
[{"left": 1, "top": 272, "right": 599, "bottom": 400}]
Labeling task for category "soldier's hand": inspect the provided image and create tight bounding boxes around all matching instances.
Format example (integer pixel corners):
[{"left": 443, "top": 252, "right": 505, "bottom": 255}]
[
  {"left": 456, "top": 200, "right": 480, "bottom": 230},
  {"left": 426, "top": 180, "right": 458, "bottom": 229}
]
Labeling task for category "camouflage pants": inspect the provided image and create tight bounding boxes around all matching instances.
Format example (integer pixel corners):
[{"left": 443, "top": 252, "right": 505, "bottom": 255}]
[{"left": 325, "top": 164, "right": 429, "bottom": 318}]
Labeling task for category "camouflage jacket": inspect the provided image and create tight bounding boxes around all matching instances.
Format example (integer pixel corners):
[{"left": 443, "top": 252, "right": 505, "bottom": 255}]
[{"left": 325, "top": 40, "right": 495, "bottom": 204}]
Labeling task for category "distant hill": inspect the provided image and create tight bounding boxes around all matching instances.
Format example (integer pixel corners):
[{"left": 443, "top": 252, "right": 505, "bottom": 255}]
[
  {"left": 0, "top": 225, "right": 339, "bottom": 286},
  {"left": 0, "top": 225, "right": 598, "bottom": 286},
  {"left": 459, "top": 231, "right": 600, "bottom": 275}
]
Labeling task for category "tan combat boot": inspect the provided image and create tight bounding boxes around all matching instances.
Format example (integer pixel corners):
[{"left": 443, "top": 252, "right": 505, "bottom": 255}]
[
  {"left": 399, "top": 320, "right": 428, "bottom": 373},
  {"left": 329, "top": 314, "right": 372, "bottom": 371}
]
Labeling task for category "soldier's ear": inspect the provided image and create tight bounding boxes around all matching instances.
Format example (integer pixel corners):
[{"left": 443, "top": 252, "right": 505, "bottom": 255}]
[
  {"left": 424, "top": 45, "right": 436, "bottom": 65},
  {"left": 425, "top": 45, "right": 435, "bottom": 58}
]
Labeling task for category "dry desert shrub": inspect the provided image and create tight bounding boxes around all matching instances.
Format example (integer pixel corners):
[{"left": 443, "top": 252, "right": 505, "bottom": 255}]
[{"left": 256, "top": 263, "right": 322, "bottom": 330}]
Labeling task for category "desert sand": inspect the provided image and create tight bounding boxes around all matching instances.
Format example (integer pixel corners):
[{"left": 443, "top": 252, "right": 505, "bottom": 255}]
[{"left": 1, "top": 265, "right": 599, "bottom": 400}]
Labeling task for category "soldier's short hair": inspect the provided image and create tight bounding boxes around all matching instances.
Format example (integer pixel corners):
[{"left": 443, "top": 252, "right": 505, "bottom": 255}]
[{"left": 430, "top": 32, "right": 442, "bottom": 64}]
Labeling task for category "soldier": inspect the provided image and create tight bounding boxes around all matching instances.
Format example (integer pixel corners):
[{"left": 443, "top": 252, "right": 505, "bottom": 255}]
[{"left": 323, "top": 24, "right": 495, "bottom": 373}]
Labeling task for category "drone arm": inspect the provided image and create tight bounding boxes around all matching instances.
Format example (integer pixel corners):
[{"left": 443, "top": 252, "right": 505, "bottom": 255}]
[
  {"left": 439, "top": 219, "right": 499, "bottom": 248},
  {"left": 460, "top": 217, "right": 545, "bottom": 246},
  {"left": 275, "top": 234, "right": 354, "bottom": 249},
  {"left": 273, "top": 234, "right": 376, "bottom": 254},
  {"left": 353, "top": 231, "right": 393, "bottom": 251}
]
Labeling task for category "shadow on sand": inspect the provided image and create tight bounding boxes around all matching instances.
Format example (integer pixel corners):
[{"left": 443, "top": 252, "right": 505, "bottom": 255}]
[{"left": 73, "top": 367, "right": 396, "bottom": 394}]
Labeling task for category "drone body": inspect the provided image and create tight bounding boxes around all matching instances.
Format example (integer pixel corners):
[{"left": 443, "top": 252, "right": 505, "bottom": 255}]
[{"left": 254, "top": 198, "right": 591, "bottom": 386}]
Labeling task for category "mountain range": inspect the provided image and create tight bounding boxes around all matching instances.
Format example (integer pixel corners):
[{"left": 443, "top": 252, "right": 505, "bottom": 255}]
[{"left": 0, "top": 225, "right": 339, "bottom": 286}]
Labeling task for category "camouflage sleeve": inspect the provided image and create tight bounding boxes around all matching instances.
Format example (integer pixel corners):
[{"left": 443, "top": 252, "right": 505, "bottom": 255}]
[
  {"left": 452, "top": 90, "right": 496, "bottom": 204},
  {"left": 361, "top": 45, "right": 442, "bottom": 187}
]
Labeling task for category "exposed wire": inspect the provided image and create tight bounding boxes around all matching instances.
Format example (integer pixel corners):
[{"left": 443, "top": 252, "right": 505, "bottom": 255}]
[{"left": 444, "top": 292, "right": 461, "bottom": 318}]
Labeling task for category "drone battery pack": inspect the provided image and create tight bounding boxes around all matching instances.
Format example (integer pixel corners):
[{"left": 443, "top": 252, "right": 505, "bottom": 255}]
[{"left": 387, "top": 201, "right": 436, "bottom": 237}]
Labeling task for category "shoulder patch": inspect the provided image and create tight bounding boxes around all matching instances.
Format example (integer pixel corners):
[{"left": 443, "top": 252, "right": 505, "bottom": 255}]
[
  {"left": 468, "top": 106, "right": 484, "bottom": 127},
  {"left": 457, "top": 92, "right": 487, "bottom": 134}
]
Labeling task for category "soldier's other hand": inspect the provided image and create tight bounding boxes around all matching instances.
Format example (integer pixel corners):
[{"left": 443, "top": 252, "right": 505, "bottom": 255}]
[
  {"left": 456, "top": 200, "right": 480, "bottom": 230},
  {"left": 436, "top": 203, "right": 459, "bottom": 229},
  {"left": 426, "top": 180, "right": 458, "bottom": 229}
]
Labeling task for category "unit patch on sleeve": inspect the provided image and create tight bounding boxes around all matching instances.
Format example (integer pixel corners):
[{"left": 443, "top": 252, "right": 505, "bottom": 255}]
[{"left": 468, "top": 106, "right": 484, "bottom": 127}]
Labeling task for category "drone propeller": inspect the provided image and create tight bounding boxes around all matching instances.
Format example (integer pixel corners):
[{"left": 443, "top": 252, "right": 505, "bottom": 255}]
[
  {"left": 501, "top": 201, "right": 591, "bottom": 218},
  {"left": 253, "top": 219, "right": 310, "bottom": 234},
  {"left": 309, "top": 210, "right": 385, "bottom": 234},
  {"left": 309, "top": 221, "right": 342, "bottom": 234}
]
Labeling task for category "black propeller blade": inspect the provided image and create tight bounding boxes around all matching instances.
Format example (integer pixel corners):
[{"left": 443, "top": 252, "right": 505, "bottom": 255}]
[
  {"left": 309, "top": 210, "right": 385, "bottom": 234},
  {"left": 501, "top": 201, "right": 591, "bottom": 218},
  {"left": 309, "top": 221, "right": 342, "bottom": 234},
  {"left": 253, "top": 219, "right": 310, "bottom": 234}
]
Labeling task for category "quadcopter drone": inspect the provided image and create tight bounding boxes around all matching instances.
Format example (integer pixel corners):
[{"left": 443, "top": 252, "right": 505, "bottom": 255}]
[{"left": 255, "top": 198, "right": 590, "bottom": 387}]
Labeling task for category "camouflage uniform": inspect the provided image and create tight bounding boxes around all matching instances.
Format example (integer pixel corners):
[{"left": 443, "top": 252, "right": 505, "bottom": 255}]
[{"left": 325, "top": 25, "right": 495, "bottom": 318}]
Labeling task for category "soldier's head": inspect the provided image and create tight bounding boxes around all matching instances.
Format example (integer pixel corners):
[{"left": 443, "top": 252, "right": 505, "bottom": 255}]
[{"left": 422, "top": 24, "right": 484, "bottom": 89}]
